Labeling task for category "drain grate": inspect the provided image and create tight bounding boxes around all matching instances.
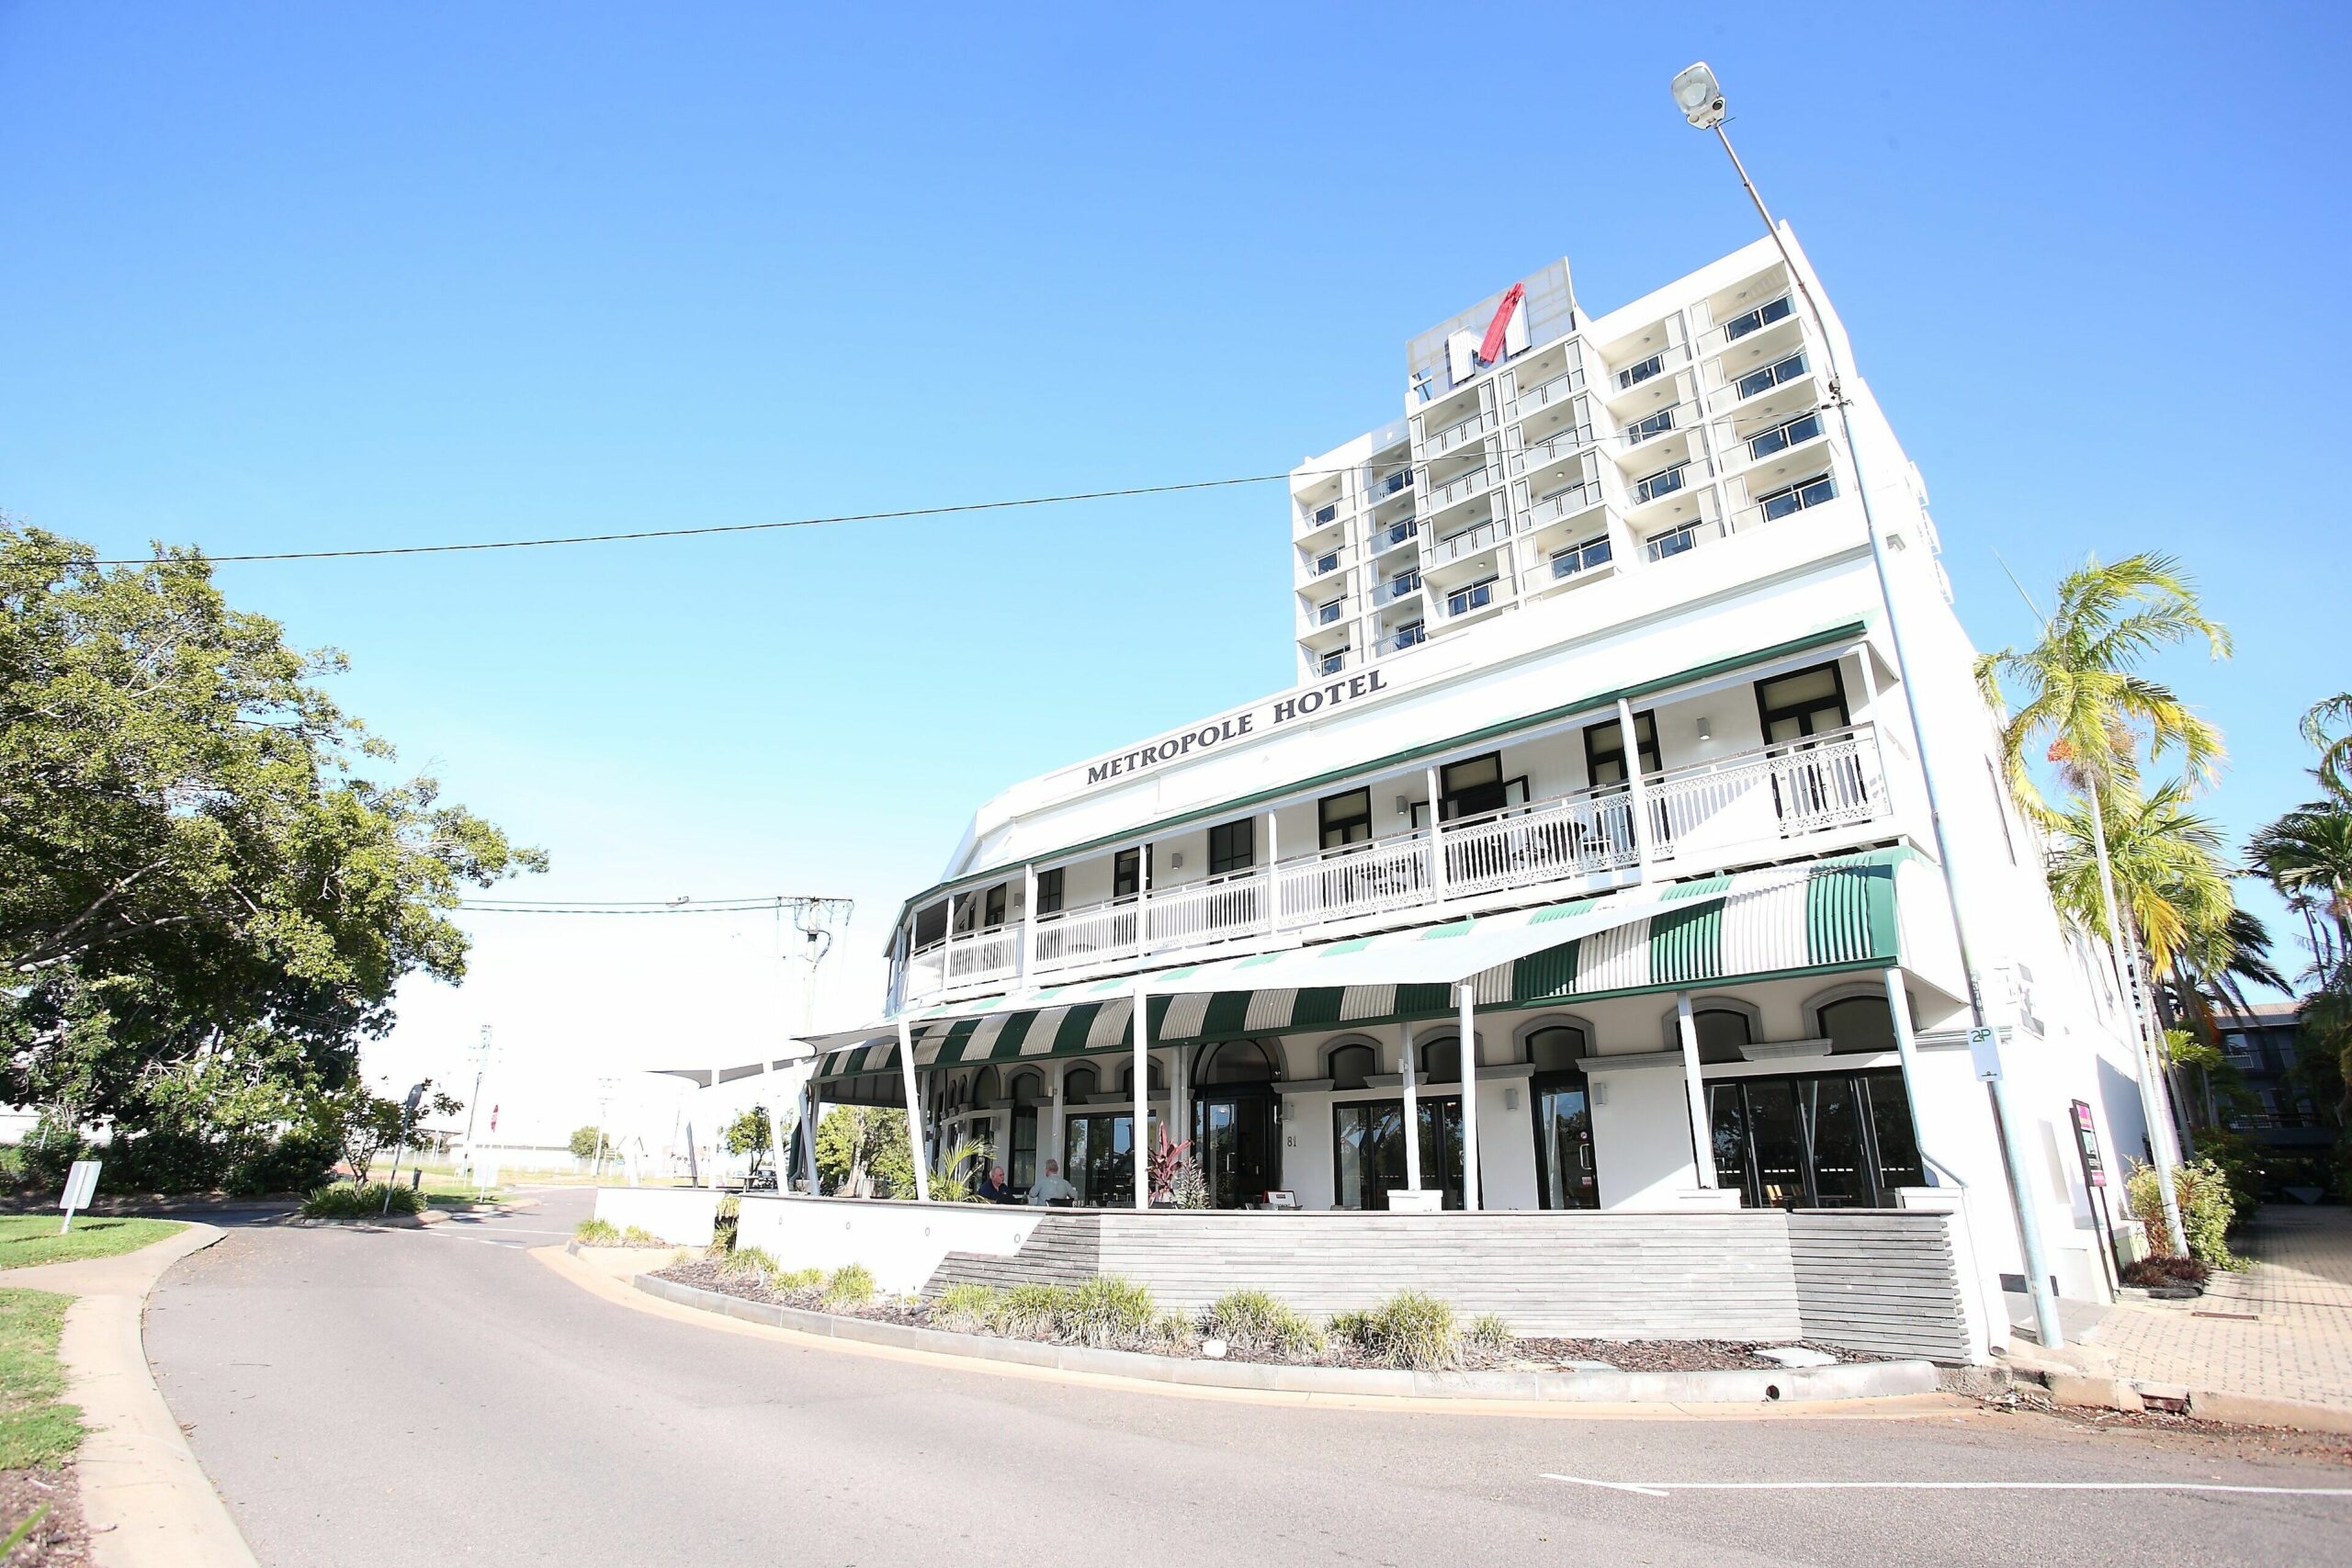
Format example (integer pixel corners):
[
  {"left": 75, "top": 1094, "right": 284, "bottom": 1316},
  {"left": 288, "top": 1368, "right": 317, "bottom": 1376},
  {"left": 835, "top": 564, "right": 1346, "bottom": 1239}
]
[{"left": 2189, "top": 1310, "right": 2259, "bottom": 1322}]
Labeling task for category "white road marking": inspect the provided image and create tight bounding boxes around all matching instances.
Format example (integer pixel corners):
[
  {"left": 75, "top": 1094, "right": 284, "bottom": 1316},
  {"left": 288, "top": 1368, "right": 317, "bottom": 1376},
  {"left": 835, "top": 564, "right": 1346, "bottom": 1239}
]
[{"left": 1543, "top": 1474, "right": 2352, "bottom": 1499}]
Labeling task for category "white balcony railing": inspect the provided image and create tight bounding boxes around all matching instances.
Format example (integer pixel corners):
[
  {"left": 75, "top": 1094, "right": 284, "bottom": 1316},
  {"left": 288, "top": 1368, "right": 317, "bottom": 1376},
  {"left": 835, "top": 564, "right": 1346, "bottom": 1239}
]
[
  {"left": 1425, "top": 465, "right": 1494, "bottom": 512},
  {"left": 1430, "top": 520, "right": 1503, "bottom": 566},
  {"left": 1510, "top": 425, "right": 1596, "bottom": 477},
  {"left": 1524, "top": 480, "right": 1607, "bottom": 531},
  {"left": 1424, "top": 412, "right": 1487, "bottom": 457},
  {"left": 901, "top": 727, "right": 1890, "bottom": 1003},
  {"left": 1507, "top": 367, "right": 1585, "bottom": 421}
]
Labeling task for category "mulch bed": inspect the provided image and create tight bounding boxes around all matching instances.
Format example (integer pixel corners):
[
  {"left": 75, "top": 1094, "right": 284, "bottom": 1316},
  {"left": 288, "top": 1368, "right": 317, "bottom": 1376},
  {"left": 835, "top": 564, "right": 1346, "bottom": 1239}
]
[
  {"left": 0, "top": 1468, "right": 90, "bottom": 1567},
  {"left": 653, "top": 1260, "right": 1882, "bottom": 1372}
]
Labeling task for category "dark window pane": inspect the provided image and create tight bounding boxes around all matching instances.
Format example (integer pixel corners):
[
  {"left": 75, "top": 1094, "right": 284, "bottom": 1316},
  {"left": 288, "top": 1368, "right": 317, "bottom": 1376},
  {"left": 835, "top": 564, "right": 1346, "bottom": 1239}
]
[
  {"left": 1801, "top": 1077, "right": 1870, "bottom": 1207},
  {"left": 1863, "top": 1070, "right": 1924, "bottom": 1194},
  {"left": 1693, "top": 1008, "right": 1752, "bottom": 1064},
  {"left": 1819, "top": 996, "right": 1897, "bottom": 1055},
  {"left": 1527, "top": 1025, "right": 1588, "bottom": 1074},
  {"left": 1035, "top": 868, "right": 1064, "bottom": 916},
  {"left": 1329, "top": 1043, "right": 1374, "bottom": 1091}
]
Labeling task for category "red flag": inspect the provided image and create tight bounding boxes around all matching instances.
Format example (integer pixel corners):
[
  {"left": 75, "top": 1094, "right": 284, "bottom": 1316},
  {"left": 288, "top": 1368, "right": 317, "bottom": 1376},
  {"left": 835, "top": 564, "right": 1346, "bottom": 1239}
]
[{"left": 1477, "top": 283, "right": 1525, "bottom": 364}]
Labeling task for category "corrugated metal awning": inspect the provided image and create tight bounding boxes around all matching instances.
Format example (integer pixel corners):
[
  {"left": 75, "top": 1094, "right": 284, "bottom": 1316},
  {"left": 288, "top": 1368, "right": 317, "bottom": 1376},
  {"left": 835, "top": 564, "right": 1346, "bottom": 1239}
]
[{"left": 813, "top": 848, "right": 1908, "bottom": 1084}]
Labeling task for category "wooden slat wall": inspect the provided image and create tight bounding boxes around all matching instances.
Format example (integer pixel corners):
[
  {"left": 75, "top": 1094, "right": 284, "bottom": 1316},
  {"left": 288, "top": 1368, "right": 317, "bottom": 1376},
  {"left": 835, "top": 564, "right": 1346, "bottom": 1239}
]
[
  {"left": 942, "top": 1212, "right": 1811, "bottom": 1339},
  {"left": 1786, "top": 1210, "right": 1970, "bottom": 1361},
  {"left": 923, "top": 1213, "right": 1102, "bottom": 1295}
]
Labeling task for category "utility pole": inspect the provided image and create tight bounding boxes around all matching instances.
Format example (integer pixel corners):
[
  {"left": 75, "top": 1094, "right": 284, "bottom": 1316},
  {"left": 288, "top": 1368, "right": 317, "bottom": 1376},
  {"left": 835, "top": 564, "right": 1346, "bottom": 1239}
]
[
  {"left": 458, "top": 1025, "right": 494, "bottom": 1187},
  {"left": 593, "top": 1075, "right": 616, "bottom": 1178}
]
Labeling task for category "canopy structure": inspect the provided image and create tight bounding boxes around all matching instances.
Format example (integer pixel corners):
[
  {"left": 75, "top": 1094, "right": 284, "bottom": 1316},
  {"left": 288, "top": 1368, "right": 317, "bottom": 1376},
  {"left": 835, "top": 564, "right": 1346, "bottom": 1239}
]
[
  {"left": 811, "top": 847, "right": 1909, "bottom": 1085},
  {"left": 647, "top": 1055, "right": 815, "bottom": 1089}
]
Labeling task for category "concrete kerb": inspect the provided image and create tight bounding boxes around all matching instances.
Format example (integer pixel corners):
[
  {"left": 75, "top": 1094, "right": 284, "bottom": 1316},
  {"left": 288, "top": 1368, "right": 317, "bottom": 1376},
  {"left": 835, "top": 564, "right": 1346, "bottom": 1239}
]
[
  {"left": 625, "top": 1265, "right": 1942, "bottom": 1406},
  {"left": 1997, "top": 1338, "right": 2352, "bottom": 1434},
  {"left": 17, "top": 1223, "right": 260, "bottom": 1568}
]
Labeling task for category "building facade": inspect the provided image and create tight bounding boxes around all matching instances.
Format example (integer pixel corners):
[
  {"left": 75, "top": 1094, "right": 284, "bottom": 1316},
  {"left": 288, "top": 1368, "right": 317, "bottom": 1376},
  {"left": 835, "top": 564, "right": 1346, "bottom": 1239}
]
[{"left": 807, "top": 232, "right": 2163, "bottom": 1341}]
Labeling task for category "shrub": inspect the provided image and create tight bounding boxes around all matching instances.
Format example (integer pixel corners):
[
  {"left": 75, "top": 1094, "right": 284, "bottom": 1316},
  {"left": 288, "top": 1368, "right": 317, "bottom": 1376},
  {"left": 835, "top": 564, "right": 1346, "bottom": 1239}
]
[
  {"left": 930, "top": 1283, "right": 1007, "bottom": 1333},
  {"left": 573, "top": 1218, "right": 620, "bottom": 1245},
  {"left": 1334, "top": 1291, "right": 1460, "bottom": 1371},
  {"left": 998, "top": 1282, "right": 1067, "bottom": 1337},
  {"left": 1464, "top": 1313, "right": 1515, "bottom": 1353},
  {"left": 618, "top": 1224, "right": 663, "bottom": 1247},
  {"left": 822, "top": 1263, "right": 877, "bottom": 1307},
  {"left": 1057, "top": 1275, "right": 1160, "bottom": 1348},
  {"left": 772, "top": 1266, "right": 824, "bottom": 1294},
  {"left": 712, "top": 1194, "right": 741, "bottom": 1251},
  {"left": 2120, "top": 1254, "right": 2210, "bottom": 1288},
  {"left": 2125, "top": 1156, "right": 2243, "bottom": 1270},
  {"left": 718, "top": 1246, "right": 780, "bottom": 1280},
  {"left": 300, "top": 1182, "right": 424, "bottom": 1219},
  {"left": 1201, "top": 1289, "right": 1325, "bottom": 1359}
]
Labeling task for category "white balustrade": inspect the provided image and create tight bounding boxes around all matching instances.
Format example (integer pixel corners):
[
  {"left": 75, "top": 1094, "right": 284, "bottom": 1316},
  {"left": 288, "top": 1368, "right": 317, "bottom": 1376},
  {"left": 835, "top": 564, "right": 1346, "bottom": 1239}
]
[
  {"left": 1645, "top": 728, "right": 1883, "bottom": 862},
  {"left": 1442, "top": 787, "right": 1639, "bottom": 898},
  {"left": 895, "top": 728, "right": 1890, "bottom": 1005}
]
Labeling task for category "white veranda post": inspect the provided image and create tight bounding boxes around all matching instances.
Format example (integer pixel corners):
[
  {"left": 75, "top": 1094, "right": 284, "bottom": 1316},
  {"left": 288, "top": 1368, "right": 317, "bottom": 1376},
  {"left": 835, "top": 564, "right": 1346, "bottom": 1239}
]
[
  {"left": 1881, "top": 969, "right": 1931, "bottom": 1171},
  {"left": 798, "top": 1082, "right": 820, "bottom": 1192},
  {"left": 1675, "top": 992, "right": 1719, "bottom": 1188},
  {"left": 1456, "top": 984, "right": 1480, "bottom": 1212},
  {"left": 1618, "top": 698, "right": 1655, "bottom": 875},
  {"left": 896, "top": 1017, "right": 930, "bottom": 1202},
  {"left": 1132, "top": 983, "right": 1151, "bottom": 1210},
  {"left": 1399, "top": 1020, "right": 1422, "bottom": 1191}
]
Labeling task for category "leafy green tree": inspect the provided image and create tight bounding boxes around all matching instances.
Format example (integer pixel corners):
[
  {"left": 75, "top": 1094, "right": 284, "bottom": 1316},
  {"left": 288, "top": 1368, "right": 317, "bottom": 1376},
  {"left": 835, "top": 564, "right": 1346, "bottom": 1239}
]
[
  {"left": 722, "top": 1105, "right": 781, "bottom": 1171},
  {"left": 813, "top": 1107, "right": 913, "bottom": 1197},
  {"left": 0, "top": 526, "right": 543, "bottom": 1174},
  {"left": 323, "top": 1080, "right": 464, "bottom": 1185},
  {"left": 568, "top": 1124, "right": 605, "bottom": 1163}
]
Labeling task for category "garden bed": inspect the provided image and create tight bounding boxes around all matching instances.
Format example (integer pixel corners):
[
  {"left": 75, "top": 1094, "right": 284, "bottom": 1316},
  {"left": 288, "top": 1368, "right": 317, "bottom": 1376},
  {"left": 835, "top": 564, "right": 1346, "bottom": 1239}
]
[{"left": 650, "top": 1256, "right": 1880, "bottom": 1374}]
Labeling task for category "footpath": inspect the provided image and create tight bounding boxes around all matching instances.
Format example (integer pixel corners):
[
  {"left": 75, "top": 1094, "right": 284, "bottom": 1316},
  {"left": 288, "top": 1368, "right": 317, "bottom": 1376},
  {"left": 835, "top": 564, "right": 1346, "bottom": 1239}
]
[
  {"left": 9, "top": 1225, "right": 256, "bottom": 1568},
  {"left": 2018, "top": 1204, "right": 2352, "bottom": 1430}
]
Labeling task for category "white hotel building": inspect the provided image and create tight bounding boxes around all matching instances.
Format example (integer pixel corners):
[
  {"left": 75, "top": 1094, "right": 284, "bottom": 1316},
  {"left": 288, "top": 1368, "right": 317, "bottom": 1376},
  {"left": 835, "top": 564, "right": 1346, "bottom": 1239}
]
[{"left": 786, "top": 232, "right": 2160, "bottom": 1359}]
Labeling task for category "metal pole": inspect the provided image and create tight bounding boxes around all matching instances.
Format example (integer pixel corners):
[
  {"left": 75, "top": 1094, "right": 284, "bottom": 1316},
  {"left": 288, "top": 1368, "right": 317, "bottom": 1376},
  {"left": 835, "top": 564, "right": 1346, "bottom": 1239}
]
[
  {"left": 1701, "top": 114, "right": 2064, "bottom": 1349},
  {"left": 459, "top": 1025, "right": 490, "bottom": 1183}
]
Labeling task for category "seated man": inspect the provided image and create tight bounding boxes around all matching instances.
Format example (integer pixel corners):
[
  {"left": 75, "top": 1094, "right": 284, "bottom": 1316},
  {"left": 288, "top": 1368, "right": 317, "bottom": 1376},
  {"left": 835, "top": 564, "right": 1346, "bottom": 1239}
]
[
  {"left": 975, "top": 1165, "right": 1010, "bottom": 1203},
  {"left": 1025, "top": 1158, "right": 1077, "bottom": 1206}
]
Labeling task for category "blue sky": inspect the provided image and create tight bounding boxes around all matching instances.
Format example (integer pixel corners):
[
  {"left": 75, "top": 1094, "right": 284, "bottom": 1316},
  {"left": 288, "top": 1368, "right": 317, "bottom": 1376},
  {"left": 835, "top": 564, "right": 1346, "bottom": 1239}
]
[{"left": 4, "top": 4, "right": 2345, "bottom": 1134}]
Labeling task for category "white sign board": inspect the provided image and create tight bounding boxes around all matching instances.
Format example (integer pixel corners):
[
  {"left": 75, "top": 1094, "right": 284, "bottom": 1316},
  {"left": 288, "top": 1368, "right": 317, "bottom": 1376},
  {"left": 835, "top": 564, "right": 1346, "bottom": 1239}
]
[
  {"left": 59, "top": 1159, "right": 102, "bottom": 1232},
  {"left": 1967, "top": 1026, "right": 2002, "bottom": 1082}
]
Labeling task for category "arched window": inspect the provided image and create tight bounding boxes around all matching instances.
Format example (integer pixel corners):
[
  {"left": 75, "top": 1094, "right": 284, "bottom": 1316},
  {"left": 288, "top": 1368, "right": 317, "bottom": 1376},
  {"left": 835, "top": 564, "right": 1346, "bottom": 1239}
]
[
  {"left": 1818, "top": 996, "right": 1897, "bottom": 1055},
  {"left": 1120, "top": 1058, "right": 1166, "bottom": 1092},
  {"left": 1327, "top": 1043, "right": 1375, "bottom": 1091},
  {"left": 1527, "top": 1025, "right": 1588, "bottom": 1075},
  {"left": 1063, "top": 1065, "right": 1099, "bottom": 1101},
  {"left": 969, "top": 1066, "right": 1001, "bottom": 1109},
  {"left": 1197, "top": 1039, "right": 1277, "bottom": 1085},
  {"left": 1007, "top": 1069, "right": 1044, "bottom": 1106},
  {"left": 1420, "top": 1036, "right": 1462, "bottom": 1082},
  {"left": 1692, "top": 1008, "right": 1752, "bottom": 1065}
]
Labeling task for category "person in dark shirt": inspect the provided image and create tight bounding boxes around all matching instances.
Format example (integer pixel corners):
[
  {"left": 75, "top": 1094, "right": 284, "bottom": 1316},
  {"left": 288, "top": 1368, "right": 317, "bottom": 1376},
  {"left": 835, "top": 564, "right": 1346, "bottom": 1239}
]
[{"left": 976, "top": 1165, "right": 1011, "bottom": 1203}]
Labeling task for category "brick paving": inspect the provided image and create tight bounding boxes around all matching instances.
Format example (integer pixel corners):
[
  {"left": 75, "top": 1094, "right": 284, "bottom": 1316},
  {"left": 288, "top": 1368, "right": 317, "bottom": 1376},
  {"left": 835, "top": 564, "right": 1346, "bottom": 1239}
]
[{"left": 2095, "top": 1204, "right": 2352, "bottom": 1407}]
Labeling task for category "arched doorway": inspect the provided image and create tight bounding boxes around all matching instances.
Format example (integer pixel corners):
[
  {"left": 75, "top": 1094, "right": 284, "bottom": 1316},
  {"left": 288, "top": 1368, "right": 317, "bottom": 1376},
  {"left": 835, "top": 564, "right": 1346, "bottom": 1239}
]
[
  {"left": 1526, "top": 1024, "right": 1598, "bottom": 1210},
  {"left": 1192, "top": 1039, "right": 1280, "bottom": 1208}
]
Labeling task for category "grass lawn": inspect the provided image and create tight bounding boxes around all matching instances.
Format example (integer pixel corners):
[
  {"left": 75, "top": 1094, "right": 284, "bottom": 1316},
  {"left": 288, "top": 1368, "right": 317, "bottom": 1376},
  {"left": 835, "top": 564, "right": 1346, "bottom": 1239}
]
[
  {"left": 0, "top": 1289, "right": 79, "bottom": 1471},
  {"left": 0, "top": 1216, "right": 185, "bottom": 1272}
]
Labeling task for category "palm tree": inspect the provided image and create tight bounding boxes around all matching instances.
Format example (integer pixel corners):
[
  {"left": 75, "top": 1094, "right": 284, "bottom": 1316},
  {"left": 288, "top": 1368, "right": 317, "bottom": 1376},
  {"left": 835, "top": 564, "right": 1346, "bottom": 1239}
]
[
  {"left": 2301, "top": 694, "right": 2352, "bottom": 804},
  {"left": 1977, "top": 552, "right": 2232, "bottom": 1255},
  {"left": 2248, "top": 801, "right": 2352, "bottom": 956}
]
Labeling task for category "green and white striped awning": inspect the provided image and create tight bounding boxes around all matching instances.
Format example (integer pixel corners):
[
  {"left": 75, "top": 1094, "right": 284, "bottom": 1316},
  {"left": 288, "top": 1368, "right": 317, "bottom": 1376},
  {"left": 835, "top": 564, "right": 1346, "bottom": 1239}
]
[{"left": 813, "top": 848, "right": 1908, "bottom": 1083}]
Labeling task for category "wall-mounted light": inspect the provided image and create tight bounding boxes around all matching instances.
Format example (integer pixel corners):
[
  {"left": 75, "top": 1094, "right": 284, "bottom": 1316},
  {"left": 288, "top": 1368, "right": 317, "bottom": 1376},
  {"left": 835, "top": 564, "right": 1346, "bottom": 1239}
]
[
  {"left": 1396, "top": 794, "right": 1409, "bottom": 815},
  {"left": 1503, "top": 1087, "right": 1521, "bottom": 1111},
  {"left": 1696, "top": 716, "right": 1713, "bottom": 741},
  {"left": 1170, "top": 852, "right": 1184, "bottom": 870}
]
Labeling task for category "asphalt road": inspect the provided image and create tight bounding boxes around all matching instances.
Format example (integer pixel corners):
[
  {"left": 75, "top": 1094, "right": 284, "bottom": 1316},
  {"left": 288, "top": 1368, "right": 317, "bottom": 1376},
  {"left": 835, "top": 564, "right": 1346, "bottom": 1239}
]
[{"left": 146, "top": 1189, "right": 2352, "bottom": 1568}]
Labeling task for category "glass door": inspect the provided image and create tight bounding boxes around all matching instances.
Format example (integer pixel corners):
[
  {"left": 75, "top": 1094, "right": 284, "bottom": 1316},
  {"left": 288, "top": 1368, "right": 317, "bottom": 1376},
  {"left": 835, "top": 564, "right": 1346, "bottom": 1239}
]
[
  {"left": 1333, "top": 1098, "right": 1467, "bottom": 1209},
  {"left": 1194, "top": 1094, "right": 1277, "bottom": 1209},
  {"left": 1532, "top": 1073, "right": 1599, "bottom": 1209}
]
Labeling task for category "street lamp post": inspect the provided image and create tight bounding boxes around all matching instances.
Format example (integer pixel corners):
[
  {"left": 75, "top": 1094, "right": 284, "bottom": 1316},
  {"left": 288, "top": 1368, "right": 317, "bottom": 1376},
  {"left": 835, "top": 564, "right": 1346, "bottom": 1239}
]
[
  {"left": 458, "top": 1024, "right": 494, "bottom": 1189},
  {"left": 1668, "top": 62, "right": 2066, "bottom": 1350}
]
